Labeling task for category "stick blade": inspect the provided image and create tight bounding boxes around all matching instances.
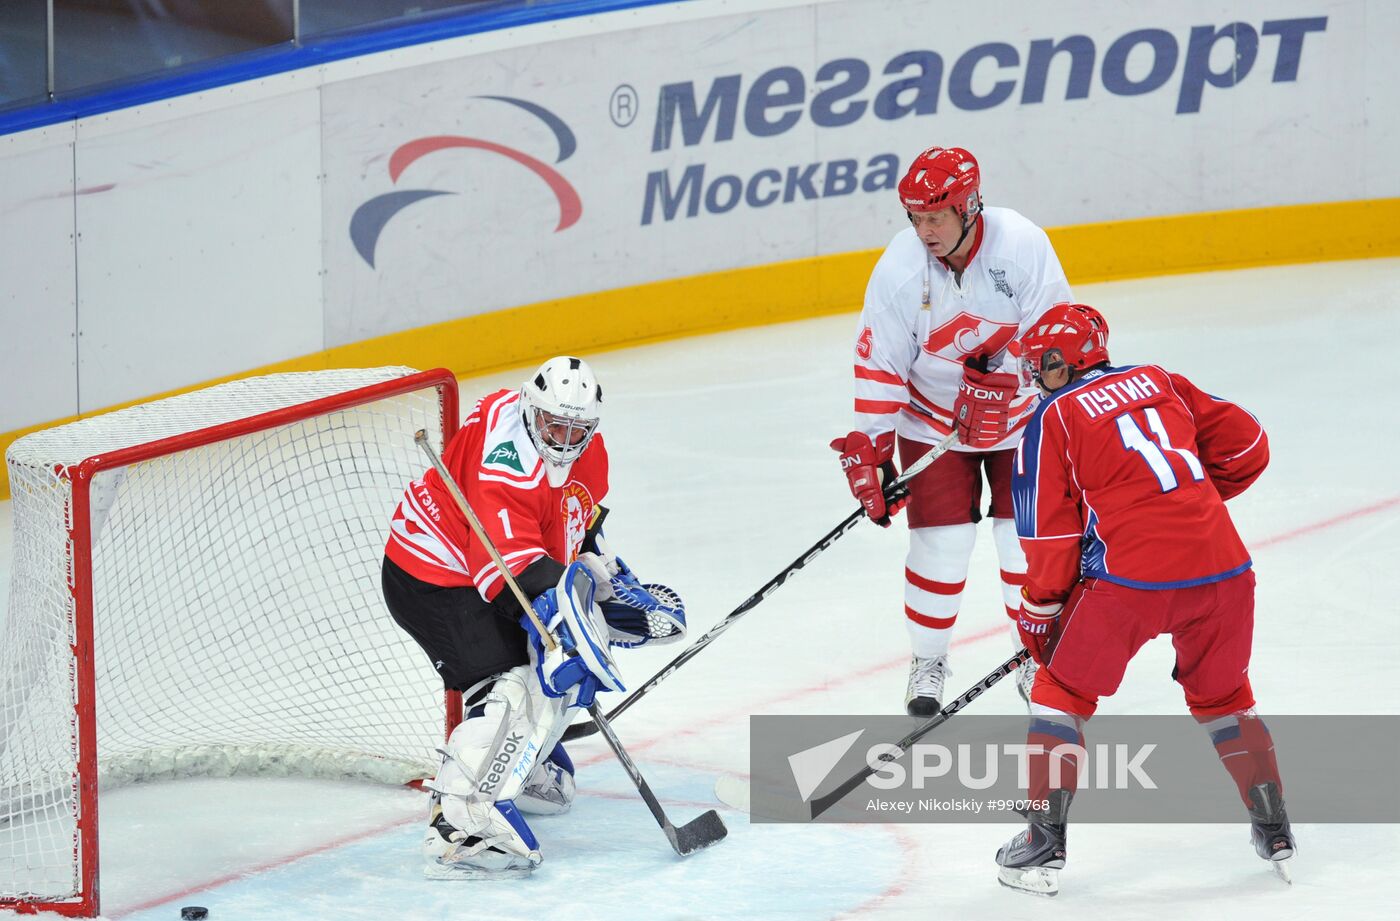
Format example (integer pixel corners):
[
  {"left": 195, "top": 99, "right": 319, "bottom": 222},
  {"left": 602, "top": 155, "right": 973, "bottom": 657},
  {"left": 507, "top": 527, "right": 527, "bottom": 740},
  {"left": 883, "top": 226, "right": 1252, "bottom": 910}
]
[
  {"left": 669, "top": 809, "right": 728, "bottom": 856},
  {"left": 561, "top": 720, "right": 599, "bottom": 743},
  {"left": 809, "top": 786, "right": 848, "bottom": 821}
]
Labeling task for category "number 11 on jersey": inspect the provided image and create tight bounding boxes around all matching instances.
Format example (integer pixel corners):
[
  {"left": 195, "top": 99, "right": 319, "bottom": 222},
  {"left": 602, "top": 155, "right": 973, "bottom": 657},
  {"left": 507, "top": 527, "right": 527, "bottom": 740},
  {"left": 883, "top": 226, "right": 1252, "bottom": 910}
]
[{"left": 1115, "top": 407, "right": 1204, "bottom": 493}]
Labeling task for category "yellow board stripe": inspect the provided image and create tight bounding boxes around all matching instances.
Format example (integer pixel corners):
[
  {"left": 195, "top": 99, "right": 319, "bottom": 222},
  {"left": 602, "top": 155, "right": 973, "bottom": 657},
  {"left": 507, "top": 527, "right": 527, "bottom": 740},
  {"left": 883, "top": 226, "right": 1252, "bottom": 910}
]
[{"left": 4, "top": 197, "right": 1399, "bottom": 500}]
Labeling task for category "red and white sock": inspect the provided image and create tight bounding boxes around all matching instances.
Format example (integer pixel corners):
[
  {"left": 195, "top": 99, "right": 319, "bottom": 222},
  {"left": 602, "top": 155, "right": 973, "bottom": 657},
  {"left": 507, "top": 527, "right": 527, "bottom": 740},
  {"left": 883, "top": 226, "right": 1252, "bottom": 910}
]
[
  {"left": 993, "top": 517, "right": 1028, "bottom": 649},
  {"left": 904, "top": 524, "right": 976, "bottom": 659}
]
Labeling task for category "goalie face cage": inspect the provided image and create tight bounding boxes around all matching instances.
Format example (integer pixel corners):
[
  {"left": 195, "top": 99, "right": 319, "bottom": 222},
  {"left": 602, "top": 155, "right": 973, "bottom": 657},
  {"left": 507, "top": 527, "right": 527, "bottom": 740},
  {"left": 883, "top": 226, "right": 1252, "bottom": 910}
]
[{"left": 0, "top": 368, "right": 462, "bottom": 916}]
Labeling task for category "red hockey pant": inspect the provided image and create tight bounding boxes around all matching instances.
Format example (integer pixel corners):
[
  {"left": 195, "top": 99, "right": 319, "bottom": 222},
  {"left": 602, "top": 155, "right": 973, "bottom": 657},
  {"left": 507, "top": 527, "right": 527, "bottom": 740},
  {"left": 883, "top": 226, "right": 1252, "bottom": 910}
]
[{"left": 1031, "top": 570, "right": 1258, "bottom": 718}]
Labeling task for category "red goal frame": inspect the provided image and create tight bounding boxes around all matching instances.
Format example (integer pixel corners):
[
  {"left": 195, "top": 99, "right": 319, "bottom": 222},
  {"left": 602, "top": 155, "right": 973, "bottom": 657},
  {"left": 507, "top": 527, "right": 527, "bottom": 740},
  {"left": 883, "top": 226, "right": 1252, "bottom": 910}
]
[{"left": 4, "top": 368, "right": 460, "bottom": 918}]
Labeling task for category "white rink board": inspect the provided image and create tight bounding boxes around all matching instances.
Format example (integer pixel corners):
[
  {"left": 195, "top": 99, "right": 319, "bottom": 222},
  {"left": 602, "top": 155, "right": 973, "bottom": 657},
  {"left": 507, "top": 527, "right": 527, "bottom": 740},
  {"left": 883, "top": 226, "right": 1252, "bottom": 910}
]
[
  {"left": 2, "top": 0, "right": 1399, "bottom": 431},
  {"left": 72, "top": 90, "right": 326, "bottom": 414},
  {"left": 0, "top": 132, "right": 77, "bottom": 433}
]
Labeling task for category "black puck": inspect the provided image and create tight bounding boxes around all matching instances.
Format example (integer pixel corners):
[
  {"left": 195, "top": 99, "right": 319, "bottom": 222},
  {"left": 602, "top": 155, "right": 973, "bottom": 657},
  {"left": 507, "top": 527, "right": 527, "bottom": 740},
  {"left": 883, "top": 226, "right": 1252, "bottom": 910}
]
[{"left": 180, "top": 908, "right": 208, "bottom": 920}]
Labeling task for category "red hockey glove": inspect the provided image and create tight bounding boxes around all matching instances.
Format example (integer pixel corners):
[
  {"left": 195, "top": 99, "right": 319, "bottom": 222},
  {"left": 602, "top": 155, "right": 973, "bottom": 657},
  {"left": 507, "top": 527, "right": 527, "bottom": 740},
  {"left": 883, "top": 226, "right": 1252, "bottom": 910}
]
[
  {"left": 830, "top": 431, "right": 904, "bottom": 527},
  {"left": 1017, "top": 593, "right": 1064, "bottom": 665},
  {"left": 954, "top": 356, "right": 1020, "bottom": 449}
]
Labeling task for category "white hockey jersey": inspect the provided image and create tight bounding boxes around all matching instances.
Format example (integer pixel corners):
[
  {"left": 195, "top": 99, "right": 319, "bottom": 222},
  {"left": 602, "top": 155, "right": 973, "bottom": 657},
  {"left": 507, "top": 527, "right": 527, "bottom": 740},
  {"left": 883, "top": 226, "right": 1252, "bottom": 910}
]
[{"left": 852, "top": 206, "right": 1073, "bottom": 452}]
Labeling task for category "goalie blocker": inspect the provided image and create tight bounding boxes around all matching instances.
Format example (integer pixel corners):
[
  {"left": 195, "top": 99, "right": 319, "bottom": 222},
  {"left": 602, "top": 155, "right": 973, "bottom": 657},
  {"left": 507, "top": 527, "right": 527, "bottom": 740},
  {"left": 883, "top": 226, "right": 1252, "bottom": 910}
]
[{"left": 382, "top": 540, "right": 686, "bottom": 697}]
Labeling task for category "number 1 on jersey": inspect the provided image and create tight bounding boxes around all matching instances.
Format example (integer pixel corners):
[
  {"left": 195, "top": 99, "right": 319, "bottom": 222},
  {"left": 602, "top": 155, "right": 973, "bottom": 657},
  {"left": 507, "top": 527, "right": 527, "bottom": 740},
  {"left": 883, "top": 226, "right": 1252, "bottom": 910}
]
[
  {"left": 1115, "top": 407, "right": 1204, "bottom": 493},
  {"left": 497, "top": 507, "right": 514, "bottom": 539}
]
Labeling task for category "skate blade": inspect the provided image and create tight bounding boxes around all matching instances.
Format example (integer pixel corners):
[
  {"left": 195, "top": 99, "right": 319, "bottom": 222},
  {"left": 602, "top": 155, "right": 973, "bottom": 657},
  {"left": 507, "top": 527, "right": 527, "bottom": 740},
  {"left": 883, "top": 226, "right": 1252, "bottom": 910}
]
[
  {"left": 1269, "top": 855, "right": 1294, "bottom": 885},
  {"left": 514, "top": 796, "right": 572, "bottom": 817},
  {"left": 424, "top": 853, "right": 540, "bottom": 880},
  {"left": 997, "top": 865, "right": 1059, "bottom": 897}
]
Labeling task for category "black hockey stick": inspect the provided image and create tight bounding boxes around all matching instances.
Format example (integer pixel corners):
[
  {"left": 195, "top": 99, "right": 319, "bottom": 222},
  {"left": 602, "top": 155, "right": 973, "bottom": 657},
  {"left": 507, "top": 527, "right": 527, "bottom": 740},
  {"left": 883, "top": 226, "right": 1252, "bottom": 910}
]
[
  {"left": 414, "top": 431, "right": 726, "bottom": 857},
  {"left": 562, "top": 432, "right": 959, "bottom": 744},
  {"left": 588, "top": 699, "right": 728, "bottom": 855},
  {"left": 808, "top": 648, "right": 1031, "bottom": 820}
]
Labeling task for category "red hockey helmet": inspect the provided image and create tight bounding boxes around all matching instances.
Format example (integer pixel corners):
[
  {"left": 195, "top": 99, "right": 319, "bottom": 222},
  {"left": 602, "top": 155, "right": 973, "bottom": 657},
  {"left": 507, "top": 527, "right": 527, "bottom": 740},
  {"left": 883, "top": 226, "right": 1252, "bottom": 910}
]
[
  {"left": 898, "top": 146, "right": 982, "bottom": 221},
  {"left": 1014, "top": 303, "right": 1111, "bottom": 389},
  {"left": 1069, "top": 303, "right": 1110, "bottom": 342}
]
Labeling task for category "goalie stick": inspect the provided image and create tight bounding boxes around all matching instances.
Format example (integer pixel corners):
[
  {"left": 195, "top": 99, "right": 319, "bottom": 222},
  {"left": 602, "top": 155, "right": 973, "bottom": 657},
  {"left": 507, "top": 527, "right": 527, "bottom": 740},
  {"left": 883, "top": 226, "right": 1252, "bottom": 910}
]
[
  {"left": 413, "top": 430, "right": 727, "bottom": 857},
  {"left": 562, "top": 432, "right": 959, "bottom": 744},
  {"left": 808, "top": 648, "right": 1032, "bottom": 820}
]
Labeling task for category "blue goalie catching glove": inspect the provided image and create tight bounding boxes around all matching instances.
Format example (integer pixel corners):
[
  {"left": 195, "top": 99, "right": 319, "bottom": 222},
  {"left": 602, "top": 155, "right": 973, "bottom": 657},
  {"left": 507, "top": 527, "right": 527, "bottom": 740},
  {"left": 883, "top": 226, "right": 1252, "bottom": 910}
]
[
  {"left": 598, "top": 556, "right": 688, "bottom": 649},
  {"left": 522, "top": 562, "right": 626, "bottom": 707}
]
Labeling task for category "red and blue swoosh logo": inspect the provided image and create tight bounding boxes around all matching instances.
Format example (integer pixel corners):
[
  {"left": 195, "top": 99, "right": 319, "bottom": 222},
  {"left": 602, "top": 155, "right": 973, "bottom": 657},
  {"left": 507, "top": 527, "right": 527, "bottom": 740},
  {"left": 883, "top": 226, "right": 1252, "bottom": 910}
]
[{"left": 350, "top": 96, "right": 580, "bottom": 268}]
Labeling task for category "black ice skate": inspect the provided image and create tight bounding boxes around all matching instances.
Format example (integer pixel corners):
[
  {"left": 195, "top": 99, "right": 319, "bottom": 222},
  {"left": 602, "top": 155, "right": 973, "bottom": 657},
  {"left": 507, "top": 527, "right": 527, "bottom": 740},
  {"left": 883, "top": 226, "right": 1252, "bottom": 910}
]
[
  {"left": 1246, "top": 782, "right": 1295, "bottom": 884},
  {"left": 996, "top": 790, "right": 1071, "bottom": 897}
]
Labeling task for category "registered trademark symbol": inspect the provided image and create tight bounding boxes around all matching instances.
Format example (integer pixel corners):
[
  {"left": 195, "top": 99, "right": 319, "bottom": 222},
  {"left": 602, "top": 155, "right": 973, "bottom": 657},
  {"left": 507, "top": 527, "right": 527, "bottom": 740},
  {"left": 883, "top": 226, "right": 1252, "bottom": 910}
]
[{"left": 610, "top": 84, "right": 638, "bottom": 127}]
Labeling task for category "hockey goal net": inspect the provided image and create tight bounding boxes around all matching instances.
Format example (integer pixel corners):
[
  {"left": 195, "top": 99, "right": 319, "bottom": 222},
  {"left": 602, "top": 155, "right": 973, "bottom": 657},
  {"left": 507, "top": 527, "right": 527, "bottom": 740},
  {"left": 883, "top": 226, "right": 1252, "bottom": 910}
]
[{"left": 1, "top": 367, "right": 460, "bottom": 916}]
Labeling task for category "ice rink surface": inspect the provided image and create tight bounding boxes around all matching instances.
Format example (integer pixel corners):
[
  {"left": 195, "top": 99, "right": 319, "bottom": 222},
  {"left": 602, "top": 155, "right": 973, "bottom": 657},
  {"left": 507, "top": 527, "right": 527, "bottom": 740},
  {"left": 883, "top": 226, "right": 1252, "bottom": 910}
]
[{"left": 3, "top": 259, "right": 1399, "bottom": 919}]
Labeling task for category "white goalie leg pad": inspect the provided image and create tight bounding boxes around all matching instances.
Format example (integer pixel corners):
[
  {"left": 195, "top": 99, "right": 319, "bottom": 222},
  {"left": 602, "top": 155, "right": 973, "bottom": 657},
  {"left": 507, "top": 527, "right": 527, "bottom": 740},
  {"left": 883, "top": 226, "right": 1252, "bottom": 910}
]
[
  {"left": 517, "top": 745, "right": 576, "bottom": 816},
  {"left": 518, "top": 691, "right": 576, "bottom": 811},
  {"left": 422, "top": 664, "right": 568, "bottom": 877},
  {"left": 515, "top": 703, "right": 576, "bottom": 815}
]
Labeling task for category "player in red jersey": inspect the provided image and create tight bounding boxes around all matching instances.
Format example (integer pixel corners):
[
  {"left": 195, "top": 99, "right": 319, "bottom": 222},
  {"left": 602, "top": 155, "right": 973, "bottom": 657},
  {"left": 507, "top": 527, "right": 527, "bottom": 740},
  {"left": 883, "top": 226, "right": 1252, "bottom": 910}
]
[
  {"left": 382, "top": 356, "right": 685, "bottom": 879},
  {"left": 991, "top": 304, "right": 1295, "bottom": 895}
]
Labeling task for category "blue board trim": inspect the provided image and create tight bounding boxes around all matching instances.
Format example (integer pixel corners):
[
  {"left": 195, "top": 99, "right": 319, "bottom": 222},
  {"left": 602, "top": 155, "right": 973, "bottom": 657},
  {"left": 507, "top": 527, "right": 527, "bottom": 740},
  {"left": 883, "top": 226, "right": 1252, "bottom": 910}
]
[{"left": 0, "top": 0, "right": 678, "bottom": 137}]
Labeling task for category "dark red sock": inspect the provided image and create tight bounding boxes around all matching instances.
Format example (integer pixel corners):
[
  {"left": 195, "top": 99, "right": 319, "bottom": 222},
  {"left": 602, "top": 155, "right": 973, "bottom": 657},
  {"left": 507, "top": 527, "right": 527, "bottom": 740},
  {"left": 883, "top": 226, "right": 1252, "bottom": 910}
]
[
  {"left": 1027, "top": 715, "right": 1085, "bottom": 802},
  {"left": 1202, "top": 711, "right": 1282, "bottom": 806}
]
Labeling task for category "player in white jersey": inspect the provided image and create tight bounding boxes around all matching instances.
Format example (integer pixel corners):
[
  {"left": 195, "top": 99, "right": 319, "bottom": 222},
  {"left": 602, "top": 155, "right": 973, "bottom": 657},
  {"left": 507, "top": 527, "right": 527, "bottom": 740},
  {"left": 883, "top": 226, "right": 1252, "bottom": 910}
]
[{"left": 831, "top": 147, "right": 1072, "bottom": 715}]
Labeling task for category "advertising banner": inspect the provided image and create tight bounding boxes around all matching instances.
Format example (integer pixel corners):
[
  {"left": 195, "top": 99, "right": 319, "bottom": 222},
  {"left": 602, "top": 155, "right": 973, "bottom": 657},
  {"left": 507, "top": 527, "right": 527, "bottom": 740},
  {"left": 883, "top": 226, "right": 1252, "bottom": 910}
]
[{"left": 320, "top": 0, "right": 1394, "bottom": 344}]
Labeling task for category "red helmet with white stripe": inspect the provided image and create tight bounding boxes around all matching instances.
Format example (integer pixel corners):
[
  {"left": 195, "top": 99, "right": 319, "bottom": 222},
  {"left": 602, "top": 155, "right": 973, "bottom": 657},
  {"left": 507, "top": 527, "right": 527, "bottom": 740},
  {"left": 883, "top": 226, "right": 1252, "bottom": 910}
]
[
  {"left": 1015, "top": 304, "right": 1111, "bottom": 390},
  {"left": 898, "top": 146, "right": 982, "bottom": 222}
]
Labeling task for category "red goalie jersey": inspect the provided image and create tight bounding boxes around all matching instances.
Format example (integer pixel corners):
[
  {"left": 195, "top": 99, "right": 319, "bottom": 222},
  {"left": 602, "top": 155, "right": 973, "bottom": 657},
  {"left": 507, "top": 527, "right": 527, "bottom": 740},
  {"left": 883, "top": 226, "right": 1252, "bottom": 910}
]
[
  {"left": 384, "top": 388, "right": 609, "bottom": 601},
  {"left": 1011, "top": 365, "right": 1268, "bottom": 604}
]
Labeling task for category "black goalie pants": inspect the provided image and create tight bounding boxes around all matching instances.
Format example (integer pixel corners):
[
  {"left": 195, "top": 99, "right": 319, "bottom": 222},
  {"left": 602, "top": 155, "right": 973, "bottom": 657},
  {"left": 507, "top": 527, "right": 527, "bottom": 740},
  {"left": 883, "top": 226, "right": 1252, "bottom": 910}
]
[{"left": 381, "top": 555, "right": 529, "bottom": 695}]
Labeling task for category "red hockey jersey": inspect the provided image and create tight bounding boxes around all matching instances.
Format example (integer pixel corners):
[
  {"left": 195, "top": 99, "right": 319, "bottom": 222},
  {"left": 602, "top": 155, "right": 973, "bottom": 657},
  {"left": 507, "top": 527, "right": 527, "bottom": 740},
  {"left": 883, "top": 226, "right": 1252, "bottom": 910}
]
[
  {"left": 384, "top": 388, "right": 608, "bottom": 601},
  {"left": 1011, "top": 365, "right": 1268, "bottom": 602}
]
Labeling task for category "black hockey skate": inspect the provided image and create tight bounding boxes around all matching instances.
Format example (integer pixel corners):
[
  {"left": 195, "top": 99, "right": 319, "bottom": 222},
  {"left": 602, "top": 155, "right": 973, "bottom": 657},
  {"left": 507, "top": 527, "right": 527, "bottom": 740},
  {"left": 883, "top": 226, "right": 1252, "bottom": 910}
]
[
  {"left": 1246, "top": 782, "right": 1295, "bottom": 884},
  {"left": 996, "top": 790, "right": 1071, "bottom": 897}
]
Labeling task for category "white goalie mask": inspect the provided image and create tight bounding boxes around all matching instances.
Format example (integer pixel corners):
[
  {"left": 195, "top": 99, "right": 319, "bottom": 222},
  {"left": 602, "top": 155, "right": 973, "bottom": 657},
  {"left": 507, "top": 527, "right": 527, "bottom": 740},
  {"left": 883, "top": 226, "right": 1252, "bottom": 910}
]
[{"left": 520, "top": 356, "right": 602, "bottom": 486}]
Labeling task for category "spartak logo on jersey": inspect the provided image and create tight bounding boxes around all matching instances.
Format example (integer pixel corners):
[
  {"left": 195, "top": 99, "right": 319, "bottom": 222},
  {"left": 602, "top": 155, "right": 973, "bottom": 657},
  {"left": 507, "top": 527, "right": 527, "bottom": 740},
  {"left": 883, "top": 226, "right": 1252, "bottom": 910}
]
[
  {"left": 561, "top": 481, "right": 595, "bottom": 562},
  {"left": 922, "top": 312, "right": 1018, "bottom": 364},
  {"left": 855, "top": 326, "right": 874, "bottom": 360}
]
